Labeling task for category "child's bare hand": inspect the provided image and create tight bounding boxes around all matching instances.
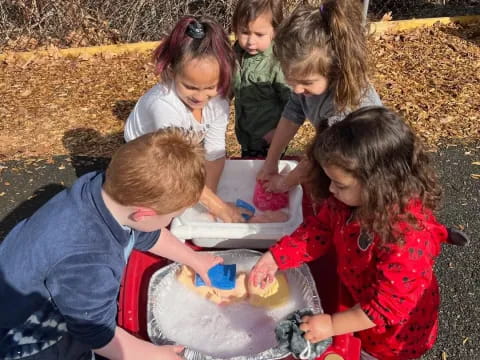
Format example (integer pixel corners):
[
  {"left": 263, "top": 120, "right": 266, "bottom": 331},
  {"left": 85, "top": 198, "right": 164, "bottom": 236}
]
[
  {"left": 249, "top": 251, "right": 279, "bottom": 288},
  {"left": 192, "top": 252, "right": 224, "bottom": 286},
  {"left": 218, "top": 202, "right": 252, "bottom": 223},
  {"left": 299, "top": 314, "right": 334, "bottom": 343},
  {"left": 249, "top": 210, "right": 289, "bottom": 223},
  {"left": 263, "top": 174, "right": 290, "bottom": 193},
  {"left": 156, "top": 345, "right": 185, "bottom": 359},
  {"left": 257, "top": 161, "right": 278, "bottom": 181}
]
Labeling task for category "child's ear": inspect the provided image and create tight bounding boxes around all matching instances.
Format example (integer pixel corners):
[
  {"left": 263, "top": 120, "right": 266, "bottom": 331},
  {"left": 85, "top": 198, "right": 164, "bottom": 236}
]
[{"left": 130, "top": 207, "right": 157, "bottom": 222}]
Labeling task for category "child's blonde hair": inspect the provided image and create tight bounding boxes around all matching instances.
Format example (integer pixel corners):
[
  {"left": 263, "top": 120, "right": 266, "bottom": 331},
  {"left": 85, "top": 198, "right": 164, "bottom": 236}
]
[
  {"left": 104, "top": 128, "right": 206, "bottom": 214},
  {"left": 274, "top": 0, "right": 369, "bottom": 111}
]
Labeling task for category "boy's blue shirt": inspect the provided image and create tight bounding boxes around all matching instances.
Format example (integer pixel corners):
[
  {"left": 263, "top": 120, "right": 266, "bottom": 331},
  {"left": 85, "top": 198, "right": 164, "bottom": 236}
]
[{"left": 0, "top": 171, "right": 159, "bottom": 356}]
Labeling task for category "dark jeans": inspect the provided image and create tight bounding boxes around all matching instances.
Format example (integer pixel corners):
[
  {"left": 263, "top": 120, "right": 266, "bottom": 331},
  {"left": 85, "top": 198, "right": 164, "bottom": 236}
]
[
  {"left": 241, "top": 148, "right": 269, "bottom": 158},
  {"left": 21, "top": 333, "right": 93, "bottom": 360},
  {"left": 241, "top": 143, "right": 289, "bottom": 159}
]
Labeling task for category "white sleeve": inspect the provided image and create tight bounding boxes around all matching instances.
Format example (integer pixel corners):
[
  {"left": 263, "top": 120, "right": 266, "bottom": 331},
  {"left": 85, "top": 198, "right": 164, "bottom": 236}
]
[
  {"left": 203, "top": 98, "right": 229, "bottom": 161},
  {"left": 146, "top": 100, "right": 183, "bottom": 130},
  {"left": 124, "top": 91, "right": 184, "bottom": 142}
]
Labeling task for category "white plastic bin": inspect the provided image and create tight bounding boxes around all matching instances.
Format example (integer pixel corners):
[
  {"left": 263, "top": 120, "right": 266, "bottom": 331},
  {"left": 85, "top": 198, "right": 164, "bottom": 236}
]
[{"left": 170, "top": 159, "right": 303, "bottom": 248}]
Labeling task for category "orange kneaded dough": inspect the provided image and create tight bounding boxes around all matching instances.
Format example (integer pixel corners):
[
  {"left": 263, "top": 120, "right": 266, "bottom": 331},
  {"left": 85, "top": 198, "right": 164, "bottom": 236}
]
[
  {"left": 248, "top": 272, "right": 290, "bottom": 308},
  {"left": 249, "top": 210, "right": 289, "bottom": 223},
  {"left": 176, "top": 265, "right": 248, "bottom": 305}
]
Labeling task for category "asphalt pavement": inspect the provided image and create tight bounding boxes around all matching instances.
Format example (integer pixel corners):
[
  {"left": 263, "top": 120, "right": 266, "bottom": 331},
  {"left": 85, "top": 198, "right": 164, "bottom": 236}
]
[{"left": 0, "top": 144, "right": 478, "bottom": 359}]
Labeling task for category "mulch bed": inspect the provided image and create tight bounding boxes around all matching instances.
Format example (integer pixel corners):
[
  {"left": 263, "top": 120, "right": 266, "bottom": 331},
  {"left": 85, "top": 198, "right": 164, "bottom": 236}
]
[{"left": 0, "top": 22, "right": 479, "bottom": 162}]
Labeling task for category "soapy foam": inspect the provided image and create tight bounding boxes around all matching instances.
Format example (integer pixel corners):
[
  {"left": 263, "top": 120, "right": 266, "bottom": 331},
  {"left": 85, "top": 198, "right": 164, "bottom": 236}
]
[
  {"left": 150, "top": 257, "right": 309, "bottom": 358},
  {"left": 178, "top": 161, "right": 293, "bottom": 224}
]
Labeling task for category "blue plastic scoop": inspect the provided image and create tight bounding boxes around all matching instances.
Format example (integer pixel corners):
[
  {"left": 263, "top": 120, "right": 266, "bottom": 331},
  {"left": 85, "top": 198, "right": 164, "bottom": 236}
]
[
  {"left": 235, "top": 199, "right": 256, "bottom": 221},
  {"left": 195, "top": 264, "right": 237, "bottom": 290}
]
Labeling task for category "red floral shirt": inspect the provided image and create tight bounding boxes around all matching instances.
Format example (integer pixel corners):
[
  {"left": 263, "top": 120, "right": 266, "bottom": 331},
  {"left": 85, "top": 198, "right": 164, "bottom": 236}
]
[{"left": 271, "top": 197, "right": 448, "bottom": 360}]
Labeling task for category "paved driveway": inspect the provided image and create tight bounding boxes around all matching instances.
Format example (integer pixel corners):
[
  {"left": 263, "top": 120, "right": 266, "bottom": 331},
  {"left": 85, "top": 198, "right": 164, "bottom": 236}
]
[{"left": 0, "top": 144, "right": 478, "bottom": 359}]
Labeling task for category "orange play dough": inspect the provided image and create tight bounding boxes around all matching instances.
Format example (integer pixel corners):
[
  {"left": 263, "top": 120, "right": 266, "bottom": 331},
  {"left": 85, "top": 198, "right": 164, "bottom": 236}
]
[
  {"left": 248, "top": 273, "right": 290, "bottom": 308},
  {"left": 249, "top": 210, "right": 289, "bottom": 223}
]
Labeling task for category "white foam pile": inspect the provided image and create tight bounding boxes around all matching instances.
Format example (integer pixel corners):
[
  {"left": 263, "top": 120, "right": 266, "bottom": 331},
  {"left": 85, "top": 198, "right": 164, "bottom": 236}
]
[{"left": 150, "top": 257, "right": 309, "bottom": 358}]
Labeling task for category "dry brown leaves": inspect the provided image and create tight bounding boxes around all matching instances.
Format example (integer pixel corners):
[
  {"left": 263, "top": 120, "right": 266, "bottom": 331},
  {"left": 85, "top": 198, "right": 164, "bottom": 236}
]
[
  {"left": 369, "top": 22, "right": 480, "bottom": 147},
  {"left": 0, "top": 22, "right": 479, "bottom": 161},
  {"left": 0, "top": 51, "right": 156, "bottom": 160}
]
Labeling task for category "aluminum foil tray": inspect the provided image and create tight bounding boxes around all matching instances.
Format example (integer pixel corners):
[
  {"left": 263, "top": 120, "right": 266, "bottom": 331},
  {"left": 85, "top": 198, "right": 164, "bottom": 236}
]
[{"left": 147, "top": 249, "right": 327, "bottom": 360}]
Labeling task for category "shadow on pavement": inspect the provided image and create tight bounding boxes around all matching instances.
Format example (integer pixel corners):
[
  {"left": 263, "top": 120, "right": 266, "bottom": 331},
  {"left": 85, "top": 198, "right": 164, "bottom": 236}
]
[
  {"left": 62, "top": 127, "right": 115, "bottom": 177},
  {"left": 112, "top": 100, "right": 136, "bottom": 124},
  {"left": 0, "top": 184, "right": 66, "bottom": 240}
]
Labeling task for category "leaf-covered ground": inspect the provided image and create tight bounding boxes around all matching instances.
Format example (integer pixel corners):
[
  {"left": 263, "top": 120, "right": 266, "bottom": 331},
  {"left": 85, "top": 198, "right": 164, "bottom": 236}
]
[
  {"left": 0, "top": 22, "right": 479, "bottom": 162},
  {"left": 0, "top": 21, "right": 479, "bottom": 360}
]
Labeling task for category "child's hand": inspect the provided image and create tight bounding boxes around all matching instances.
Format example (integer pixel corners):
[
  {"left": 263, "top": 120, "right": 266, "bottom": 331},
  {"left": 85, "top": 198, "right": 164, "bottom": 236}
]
[
  {"left": 94, "top": 327, "right": 185, "bottom": 360},
  {"left": 299, "top": 314, "right": 335, "bottom": 343},
  {"left": 156, "top": 345, "right": 185, "bottom": 359},
  {"left": 263, "top": 174, "right": 291, "bottom": 193},
  {"left": 219, "top": 202, "right": 252, "bottom": 223},
  {"left": 191, "top": 252, "right": 224, "bottom": 286},
  {"left": 249, "top": 210, "right": 289, "bottom": 223},
  {"left": 257, "top": 161, "right": 279, "bottom": 181},
  {"left": 249, "top": 251, "right": 279, "bottom": 288}
]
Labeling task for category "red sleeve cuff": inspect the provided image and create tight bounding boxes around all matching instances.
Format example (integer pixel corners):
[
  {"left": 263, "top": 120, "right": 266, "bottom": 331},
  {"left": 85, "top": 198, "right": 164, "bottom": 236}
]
[
  {"left": 270, "top": 236, "right": 306, "bottom": 270},
  {"left": 360, "top": 295, "right": 410, "bottom": 332},
  {"left": 360, "top": 301, "right": 388, "bottom": 331}
]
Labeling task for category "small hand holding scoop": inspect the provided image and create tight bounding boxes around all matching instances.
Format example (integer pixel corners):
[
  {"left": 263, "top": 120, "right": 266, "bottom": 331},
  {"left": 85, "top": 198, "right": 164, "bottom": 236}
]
[{"left": 195, "top": 264, "right": 237, "bottom": 290}]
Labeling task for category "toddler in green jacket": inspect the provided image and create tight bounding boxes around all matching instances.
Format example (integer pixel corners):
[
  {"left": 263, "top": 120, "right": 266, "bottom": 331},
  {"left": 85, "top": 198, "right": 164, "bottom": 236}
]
[{"left": 232, "top": 0, "right": 291, "bottom": 158}]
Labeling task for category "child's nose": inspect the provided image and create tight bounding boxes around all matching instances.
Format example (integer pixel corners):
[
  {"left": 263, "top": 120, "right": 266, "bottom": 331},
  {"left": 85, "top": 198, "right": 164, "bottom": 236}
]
[
  {"left": 329, "top": 182, "right": 336, "bottom": 195},
  {"left": 195, "top": 91, "right": 211, "bottom": 102},
  {"left": 292, "top": 84, "right": 304, "bottom": 94},
  {"left": 194, "top": 94, "right": 207, "bottom": 102}
]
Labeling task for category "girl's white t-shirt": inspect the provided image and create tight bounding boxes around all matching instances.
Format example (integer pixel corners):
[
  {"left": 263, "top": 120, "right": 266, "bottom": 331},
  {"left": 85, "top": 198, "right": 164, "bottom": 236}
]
[{"left": 124, "top": 83, "right": 229, "bottom": 161}]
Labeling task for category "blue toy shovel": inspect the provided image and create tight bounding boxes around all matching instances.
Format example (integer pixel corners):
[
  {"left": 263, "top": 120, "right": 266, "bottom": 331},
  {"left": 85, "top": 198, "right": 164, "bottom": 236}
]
[
  {"left": 195, "top": 263, "right": 237, "bottom": 290},
  {"left": 235, "top": 199, "right": 256, "bottom": 221}
]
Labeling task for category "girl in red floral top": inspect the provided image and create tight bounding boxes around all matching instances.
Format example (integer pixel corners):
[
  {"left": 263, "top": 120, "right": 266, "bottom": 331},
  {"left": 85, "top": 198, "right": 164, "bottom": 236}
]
[{"left": 250, "top": 106, "right": 449, "bottom": 360}]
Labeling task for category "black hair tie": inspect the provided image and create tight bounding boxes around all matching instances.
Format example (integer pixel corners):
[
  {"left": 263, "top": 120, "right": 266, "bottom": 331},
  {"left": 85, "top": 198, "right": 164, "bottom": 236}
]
[{"left": 186, "top": 21, "right": 205, "bottom": 39}]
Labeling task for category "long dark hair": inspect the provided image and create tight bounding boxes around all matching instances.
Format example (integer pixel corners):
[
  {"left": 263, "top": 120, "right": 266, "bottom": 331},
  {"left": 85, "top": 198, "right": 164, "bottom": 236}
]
[
  {"left": 274, "top": 0, "right": 369, "bottom": 111},
  {"left": 152, "top": 15, "right": 236, "bottom": 97},
  {"left": 308, "top": 106, "right": 442, "bottom": 244}
]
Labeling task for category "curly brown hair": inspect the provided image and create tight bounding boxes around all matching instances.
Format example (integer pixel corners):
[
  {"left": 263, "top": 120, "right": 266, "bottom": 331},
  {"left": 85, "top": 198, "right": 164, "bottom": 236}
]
[
  {"left": 273, "top": 0, "right": 369, "bottom": 112},
  {"left": 308, "top": 106, "right": 442, "bottom": 244}
]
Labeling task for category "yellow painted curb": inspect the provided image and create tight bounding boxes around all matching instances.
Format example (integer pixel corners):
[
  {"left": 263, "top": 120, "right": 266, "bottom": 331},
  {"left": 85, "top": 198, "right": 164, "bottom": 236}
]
[
  {"left": 372, "top": 15, "right": 480, "bottom": 34},
  {"left": 1, "top": 15, "right": 479, "bottom": 61},
  {"left": 0, "top": 41, "right": 160, "bottom": 61}
]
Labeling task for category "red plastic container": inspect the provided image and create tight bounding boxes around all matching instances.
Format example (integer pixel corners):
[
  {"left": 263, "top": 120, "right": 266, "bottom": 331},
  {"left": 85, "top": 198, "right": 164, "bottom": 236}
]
[{"left": 118, "top": 182, "right": 361, "bottom": 360}]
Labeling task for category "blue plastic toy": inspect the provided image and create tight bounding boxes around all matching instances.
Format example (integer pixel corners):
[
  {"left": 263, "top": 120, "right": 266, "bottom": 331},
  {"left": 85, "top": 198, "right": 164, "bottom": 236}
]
[
  {"left": 195, "top": 264, "right": 237, "bottom": 290},
  {"left": 235, "top": 199, "right": 256, "bottom": 221}
]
